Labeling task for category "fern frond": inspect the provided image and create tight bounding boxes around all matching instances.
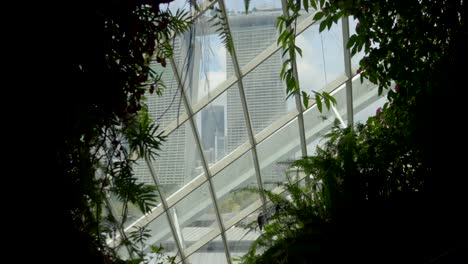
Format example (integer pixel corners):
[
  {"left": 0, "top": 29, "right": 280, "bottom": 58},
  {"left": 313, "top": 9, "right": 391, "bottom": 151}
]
[{"left": 210, "top": 7, "right": 235, "bottom": 55}]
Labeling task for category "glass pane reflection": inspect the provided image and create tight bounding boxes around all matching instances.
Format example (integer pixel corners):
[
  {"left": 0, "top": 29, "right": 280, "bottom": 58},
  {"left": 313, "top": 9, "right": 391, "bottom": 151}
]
[
  {"left": 226, "top": 0, "right": 283, "bottom": 70},
  {"left": 149, "top": 122, "right": 204, "bottom": 198},
  {"left": 172, "top": 181, "right": 220, "bottom": 250},
  {"left": 212, "top": 150, "right": 260, "bottom": 225},
  {"left": 175, "top": 2, "right": 235, "bottom": 109},
  {"left": 243, "top": 50, "right": 294, "bottom": 135},
  {"left": 195, "top": 84, "right": 250, "bottom": 167},
  {"left": 296, "top": 19, "right": 345, "bottom": 94},
  {"left": 257, "top": 118, "right": 302, "bottom": 190},
  {"left": 226, "top": 209, "right": 262, "bottom": 263},
  {"left": 186, "top": 234, "right": 229, "bottom": 264},
  {"left": 145, "top": 212, "right": 180, "bottom": 260}
]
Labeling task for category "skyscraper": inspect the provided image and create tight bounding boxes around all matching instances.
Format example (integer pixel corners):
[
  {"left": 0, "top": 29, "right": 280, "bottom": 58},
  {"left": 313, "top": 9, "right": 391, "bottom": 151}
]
[
  {"left": 226, "top": 10, "right": 288, "bottom": 185},
  {"left": 134, "top": 33, "right": 201, "bottom": 187},
  {"left": 134, "top": 10, "right": 288, "bottom": 188},
  {"left": 226, "top": 11, "right": 287, "bottom": 152},
  {"left": 201, "top": 105, "right": 225, "bottom": 165}
]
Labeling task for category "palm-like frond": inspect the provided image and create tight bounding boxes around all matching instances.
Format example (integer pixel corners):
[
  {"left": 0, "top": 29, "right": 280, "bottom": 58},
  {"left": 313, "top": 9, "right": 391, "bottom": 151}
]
[
  {"left": 125, "top": 108, "right": 167, "bottom": 161},
  {"left": 209, "top": 6, "right": 234, "bottom": 55}
]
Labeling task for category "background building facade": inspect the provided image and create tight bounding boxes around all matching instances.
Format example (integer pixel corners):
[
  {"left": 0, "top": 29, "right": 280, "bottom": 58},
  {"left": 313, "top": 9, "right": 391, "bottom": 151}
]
[{"left": 227, "top": 10, "right": 289, "bottom": 186}]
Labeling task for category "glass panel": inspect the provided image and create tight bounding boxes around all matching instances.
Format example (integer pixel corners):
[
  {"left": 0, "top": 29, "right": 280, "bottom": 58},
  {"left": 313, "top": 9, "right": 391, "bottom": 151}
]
[
  {"left": 352, "top": 76, "right": 387, "bottom": 124},
  {"left": 303, "top": 84, "right": 347, "bottom": 155},
  {"left": 161, "top": 0, "right": 194, "bottom": 13},
  {"left": 257, "top": 118, "right": 302, "bottom": 190},
  {"left": 329, "top": 82, "right": 348, "bottom": 125},
  {"left": 349, "top": 17, "right": 365, "bottom": 73},
  {"left": 108, "top": 160, "right": 160, "bottom": 227},
  {"left": 145, "top": 212, "right": 180, "bottom": 260},
  {"left": 355, "top": 96, "right": 387, "bottom": 124},
  {"left": 226, "top": 84, "right": 251, "bottom": 154},
  {"left": 226, "top": 209, "right": 262, "bottom": 263},
  {"left": 147, "top": 55, "right": 186, "bottom": 129},
  {"left": 306, "top": 136, "right": 323, "bottom": 157},
  {"left": 243, "top": 50, "right": 295, "bottom": 135},
  {"left": 226, "top": 0, "right": 282, "bottom": 70},
  {"left": 133, "top": 158, "right": 155, "bottom": 186},
  {"left": 212, "top": 150, "right": 260, "bottom": 225},
  {"left": 172, "top": 181, "right": 220, "bottom": 250},
  {"left": 296, "top": 19, "right": 345, "bottom": 94},
  {"left": 186, "top": 234, "right": 229, "bottom": 264},
  {"left": 195, "top": 84, "right": 249, "bottom": 166},
  {"left": 297, "top": 5, "right": 318, "bottom": 24},
  {"left": 175, "top": 2, "right": 235, "bottom": 108},
  {"left": 196, "top": 99, "right": 226, "bottom": 167},
  {"left": 225, "top": 0, "right": 282, "bottom": 13},
  {"left": 147, "top": 122, "right": 204, "bottom": 198},
  {"left": 108, "top": 194, "right": 148, "bottom": 228}
]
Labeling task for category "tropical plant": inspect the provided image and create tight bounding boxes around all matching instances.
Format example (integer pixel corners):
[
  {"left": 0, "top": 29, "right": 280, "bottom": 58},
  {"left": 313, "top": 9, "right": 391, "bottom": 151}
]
[
  {"left": 210, "top": 0, "right": 337, "bottom": 110},
  {"left": 41, "top": 1, "right": 193, "bottom": 263},
  {"left": 306, "top": 0, "right": 467, "bottom": 227},
  {"left": 275, "top": 0, "right": 337, "bottom": 109},
  {"left": 238, "top": 0, "right": 466, "bottom": 263},
  {"left": 238, "top": 117, "right": 430, "bottom": 263}
]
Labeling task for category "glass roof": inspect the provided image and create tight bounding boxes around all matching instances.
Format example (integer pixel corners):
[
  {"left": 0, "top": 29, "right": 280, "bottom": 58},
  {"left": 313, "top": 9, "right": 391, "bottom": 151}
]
[{"left": 116, "top": 1, "right": 386, "bottom": 263}]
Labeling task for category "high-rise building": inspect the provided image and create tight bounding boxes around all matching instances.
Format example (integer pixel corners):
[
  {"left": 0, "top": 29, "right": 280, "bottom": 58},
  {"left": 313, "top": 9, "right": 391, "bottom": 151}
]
[
  {"left": 133, "top": 34, "right": 201, "bottom": 187},
  {"left": 201, "top": 105, "right": 225, "bottom": 165},
  {"left": 226, "top": 11, "right": 288, "bottom": 185},
  {"left": 134, "top": 10, "right": 288, "bottom": 188}
]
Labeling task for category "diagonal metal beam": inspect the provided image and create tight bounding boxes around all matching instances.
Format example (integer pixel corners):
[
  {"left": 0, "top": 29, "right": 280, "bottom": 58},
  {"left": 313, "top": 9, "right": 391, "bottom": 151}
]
[
  {"left": 145, "top": 157, "right": 187, "bottom": 263},
  {"left": 217, "top": 0, "right": 268, "bottom": 217},
  {"left": 341, "top": 16, "right": 354, "bottom": 126},
  {"left": 168, "top": 43, "right": 232, "bottom": 264},
  {"left": 281, "top": 0, "right": 308, "bottom": 159}
]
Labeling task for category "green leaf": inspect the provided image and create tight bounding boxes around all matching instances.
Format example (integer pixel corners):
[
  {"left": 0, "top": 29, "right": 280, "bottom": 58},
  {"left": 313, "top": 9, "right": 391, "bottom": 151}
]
[
  {"left": 311, "top": 0, "right": 318, "bottom": 10},
  {"left": 280, "top": 63, "right": 288, "bottom": 80},
  {"left": 378, "top": 85, "right": 383, "bottom": 95},
  {"left": 282, "top": 46, "right": 291, "bottom": 58},
  {"left": 320, "top": 0, "right": 325, "bottom": 8},
  {"left": 313, "top": 11, "right": 324, "bottom": 21},
  {"left": 303, "top": 0, "right": 309, "bottom": 11},
  {"left": 244, "top": 0, "right": 251, "bottom": 14},
  {"left": 286, "top": 74, "right": 297, "bottom": 93},
  {"left": 295, "top": 45, "right": 303, "bottom": 57},
  {"left": 333, "top": 10, "right": 343, "bottom": 23},
  {"left": 151, "top": 245, "right": 164, "bottom": 253},
  {"left": 277, "top": 30, "right": 287, "bottom": 45},
  {"left": 295, "top": 0, "right": 301, "bottom": 11},
  {"left": 302, "top": 91, "right": 309, "bottom": 108},
  {"left": 324, "top": 91, "right": 337, "bottom": 105},
  {"left": 276, "top": 16, "right": 285, "bottom": 32},
  {"left": 347, "top": 34, "right": 357, "bottom": 49},
  {"left": 323, "top": 93, "right": 331, "bottom": 110},
  {"left": 327, "top": 17, "right": 333, "bottom": 29},
  {"left": 315, "top": 93, "right": 322, "bottom": 112},
  {"left": 319, "top": 20, "right": 327, "bottom": 32}
]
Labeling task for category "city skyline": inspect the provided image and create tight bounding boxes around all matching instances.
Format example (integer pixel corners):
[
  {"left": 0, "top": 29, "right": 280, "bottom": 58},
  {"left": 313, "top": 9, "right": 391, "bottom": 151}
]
[{"left": 134, "top": 10, "right": 299, "bottom": 189}]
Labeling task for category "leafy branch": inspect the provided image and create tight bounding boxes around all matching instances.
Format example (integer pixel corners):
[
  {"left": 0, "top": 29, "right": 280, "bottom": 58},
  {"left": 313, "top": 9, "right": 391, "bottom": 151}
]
[
  {"left": 208, "top": 5, "right": 235, "bottom": 55},
  {"left": 277, "top": 0, "right": 337, "bottom": 111},
  {"left": 53, "top": 0, "right": 193, "bottom": 262}
]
